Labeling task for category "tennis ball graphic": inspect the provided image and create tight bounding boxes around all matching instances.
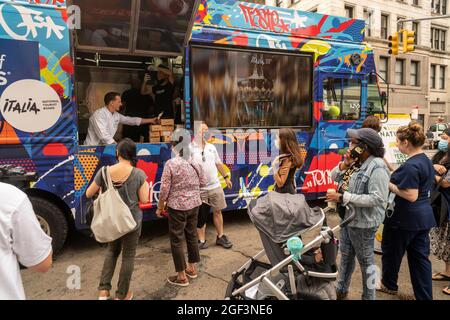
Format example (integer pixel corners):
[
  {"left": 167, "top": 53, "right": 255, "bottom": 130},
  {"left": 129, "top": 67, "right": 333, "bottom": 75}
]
[{"left": 328, "top": 105, "right": 340, "bottom": 118}]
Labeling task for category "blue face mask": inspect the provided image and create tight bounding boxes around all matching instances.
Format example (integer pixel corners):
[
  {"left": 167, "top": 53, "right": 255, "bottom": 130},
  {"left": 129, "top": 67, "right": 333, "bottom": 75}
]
[{"left": 438, "top": 140, "right": 449, "bottom": 152}]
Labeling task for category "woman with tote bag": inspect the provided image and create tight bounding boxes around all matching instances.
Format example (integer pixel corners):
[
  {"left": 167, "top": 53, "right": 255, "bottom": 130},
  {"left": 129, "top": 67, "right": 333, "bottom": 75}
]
[{"left": 86, "top": 138, "right": 149, "bottom": 300}]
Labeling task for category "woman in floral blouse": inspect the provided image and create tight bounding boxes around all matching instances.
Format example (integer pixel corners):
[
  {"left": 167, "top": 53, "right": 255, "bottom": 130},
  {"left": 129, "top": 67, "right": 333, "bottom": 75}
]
[{"left": 157, "top": 132, "right": 206, "bottom": 287}]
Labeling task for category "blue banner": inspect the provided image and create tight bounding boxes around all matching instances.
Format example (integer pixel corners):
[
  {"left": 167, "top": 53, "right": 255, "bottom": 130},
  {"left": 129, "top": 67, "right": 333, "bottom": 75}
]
[{"left": 0, "top": 38, "right": 39, "bottom": 97}]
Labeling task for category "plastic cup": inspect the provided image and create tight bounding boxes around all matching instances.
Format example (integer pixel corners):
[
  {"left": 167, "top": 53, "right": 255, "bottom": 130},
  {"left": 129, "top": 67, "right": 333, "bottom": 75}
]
[{"left": 327, "top": 189, "right": 337, "bottom": 210}]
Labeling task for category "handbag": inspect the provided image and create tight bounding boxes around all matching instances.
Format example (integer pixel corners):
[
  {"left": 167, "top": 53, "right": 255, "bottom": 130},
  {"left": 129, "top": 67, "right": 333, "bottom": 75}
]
[
  {"left": 90, "top": 166, "right": 137, "bottom": 243},
  {"left": 430, "top": 175, "right": 448, "bottom": 227}
]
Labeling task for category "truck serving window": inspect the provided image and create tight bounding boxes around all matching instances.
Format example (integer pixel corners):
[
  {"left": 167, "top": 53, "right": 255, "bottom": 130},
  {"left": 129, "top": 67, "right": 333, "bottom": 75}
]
[
  {"left": 190, "top": 46, "right": 313, "bottom": 128},
  {"left": 323, "top": 78, "right": 361, "bottom": 120}
]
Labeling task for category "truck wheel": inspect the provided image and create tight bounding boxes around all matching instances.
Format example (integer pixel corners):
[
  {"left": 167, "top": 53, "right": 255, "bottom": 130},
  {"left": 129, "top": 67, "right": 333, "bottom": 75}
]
[{"left": 29, "top": 196, "right": 68, "bottom": 255}]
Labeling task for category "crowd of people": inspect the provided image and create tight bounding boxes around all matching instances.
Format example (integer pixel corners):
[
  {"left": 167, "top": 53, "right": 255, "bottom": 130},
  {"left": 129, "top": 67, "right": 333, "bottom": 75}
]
[{"left": 1, "top": 115, "right": 449, "bottom": 301}]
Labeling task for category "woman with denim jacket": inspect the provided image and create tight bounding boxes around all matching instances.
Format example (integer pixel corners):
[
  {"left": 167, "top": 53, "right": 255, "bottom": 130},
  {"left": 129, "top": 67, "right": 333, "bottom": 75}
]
[{"left": 327, "top": 128, "right": 390, "bottom": 300}]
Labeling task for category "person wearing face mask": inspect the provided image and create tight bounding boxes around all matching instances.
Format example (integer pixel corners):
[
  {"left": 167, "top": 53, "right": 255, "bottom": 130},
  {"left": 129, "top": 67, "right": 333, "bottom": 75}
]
[
  {"left": 326, "top": 128, "right": 390, "bottom": 300},
  {"left": 141, "top": 64, "right": 175, "bottom": 119},
  {"left": 272, "top": 128, "right": 304, "bottom": 194},
  {"left": 86, "top": 139, "right": 150, "bottom": 300},
  {"left": 429, "top": 128, "right": 450, "bottom": 296},
  {"left": 380, "top": 122, "right": 435, "bottom": 300}
]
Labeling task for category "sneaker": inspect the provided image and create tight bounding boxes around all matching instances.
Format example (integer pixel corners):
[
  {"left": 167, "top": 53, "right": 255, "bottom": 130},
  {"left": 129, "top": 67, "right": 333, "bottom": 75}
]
[
  {"left": 216, "top": 234, "right": 233, "bottom": 249},
  {"left": 376, "top": 283, "right": 398, "bottom": 296},
  {"left": 198, "top": 240, "right": 208, "bottom": 250},
  {"left": 167, "top": 275, "right": 189, "bottom": 287},
  {"left": 185, "top": 269, "right": 198, "bottom": 279}
]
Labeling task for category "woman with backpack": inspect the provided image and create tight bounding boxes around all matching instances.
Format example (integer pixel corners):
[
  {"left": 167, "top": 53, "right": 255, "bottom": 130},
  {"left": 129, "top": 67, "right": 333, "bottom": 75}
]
[{"left": 86, "top": 138, "right": 149, "bottom": 300}]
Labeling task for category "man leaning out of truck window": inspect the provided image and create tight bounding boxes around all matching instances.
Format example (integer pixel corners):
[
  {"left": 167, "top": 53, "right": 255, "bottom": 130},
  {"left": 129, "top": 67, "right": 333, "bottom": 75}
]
[{"left": 84, "top": 92, "right": 160, "bottom": 145}]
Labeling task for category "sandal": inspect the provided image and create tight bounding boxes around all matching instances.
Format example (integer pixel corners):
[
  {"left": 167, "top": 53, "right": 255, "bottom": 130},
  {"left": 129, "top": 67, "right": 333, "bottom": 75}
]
[
  {"left": 432, "top": 272, "right": 450, "bottom": 281},
  {"left": 444, "top": 286, "right": 450, "bottom": 296},
  {"left": 167, "top": 275, "right": 189, "bottom": 287},
  {"left": 185, "top": 269, "right": 198, "bottom": 279}
]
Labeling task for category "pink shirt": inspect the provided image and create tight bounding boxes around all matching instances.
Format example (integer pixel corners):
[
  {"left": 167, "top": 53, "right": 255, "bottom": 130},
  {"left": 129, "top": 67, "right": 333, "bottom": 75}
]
[{"left": 159, "top": 156, "right": 206, "bottom": 211}]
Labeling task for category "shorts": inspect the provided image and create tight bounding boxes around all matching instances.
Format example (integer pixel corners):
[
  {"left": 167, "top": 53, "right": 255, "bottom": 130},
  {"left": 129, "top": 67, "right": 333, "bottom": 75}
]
[{"left": 197, "top": 187, "right": 227, "bottom": 228}]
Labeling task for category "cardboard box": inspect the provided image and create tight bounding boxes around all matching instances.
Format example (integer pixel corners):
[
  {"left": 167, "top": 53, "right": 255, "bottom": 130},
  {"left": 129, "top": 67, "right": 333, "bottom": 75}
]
[
  {"left": 161, "top": 125, "right": 174, "bottom": 132},
  {"left": 161, "top": 131, "right": 173, "bottom": 137},
  {"left": 150, "top": 137, "right": 161, "bottom": 143},
  {"left": 150, "top": 125, "right": 162, "bottom": 132},
  {"left": 150, "top": 131, "right": 161, "bottom": 138},
  {"left": 161, "top": 136, "right": 172, "bottom": 142},
  {"left": 160, "top": 118, "right": 175, "bottom": 126}
]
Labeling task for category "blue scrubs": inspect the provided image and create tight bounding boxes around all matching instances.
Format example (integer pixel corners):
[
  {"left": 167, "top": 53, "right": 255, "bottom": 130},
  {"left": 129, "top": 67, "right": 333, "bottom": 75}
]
[{"left": 382, "top": 153, "right": 436, "bottom": 300}]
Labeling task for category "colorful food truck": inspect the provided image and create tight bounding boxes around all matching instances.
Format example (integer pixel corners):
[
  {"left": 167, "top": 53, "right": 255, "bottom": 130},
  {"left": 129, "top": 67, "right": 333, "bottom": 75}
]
[{"left": 0, "top": 0, "right": 387, "bottom": 252}]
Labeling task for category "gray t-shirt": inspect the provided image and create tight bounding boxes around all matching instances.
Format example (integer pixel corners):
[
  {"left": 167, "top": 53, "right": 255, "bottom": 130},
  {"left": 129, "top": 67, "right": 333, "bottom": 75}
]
[{"left": 94, "top": 167, "right": 147, "bottom": 225}]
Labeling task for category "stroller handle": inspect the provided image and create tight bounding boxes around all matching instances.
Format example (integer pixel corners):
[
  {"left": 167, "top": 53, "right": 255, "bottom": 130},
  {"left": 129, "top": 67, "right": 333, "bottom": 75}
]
[{"left": 338, "top": 205, "right": 356, "bottom": 229}]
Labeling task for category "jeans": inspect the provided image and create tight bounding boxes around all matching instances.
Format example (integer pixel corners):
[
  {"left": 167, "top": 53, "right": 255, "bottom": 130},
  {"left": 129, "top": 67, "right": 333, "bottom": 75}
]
[
  {"left": 168, "top": 207, "right": 201, "bottom": 272},
  {"left": 98, "top": 225, "right": 141, "bottom": 299},
  {"left": 337, "top": 226, "right": 378, "bottom": 300},
  {"left": 381, "top": 226, "right": 433, "bottom": 300}
]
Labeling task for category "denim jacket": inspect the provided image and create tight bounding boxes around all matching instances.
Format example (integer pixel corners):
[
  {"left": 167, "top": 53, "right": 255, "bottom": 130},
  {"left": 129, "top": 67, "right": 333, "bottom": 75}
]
[{"left": 331, "top": 156, "right": 390, "bottom": 229}]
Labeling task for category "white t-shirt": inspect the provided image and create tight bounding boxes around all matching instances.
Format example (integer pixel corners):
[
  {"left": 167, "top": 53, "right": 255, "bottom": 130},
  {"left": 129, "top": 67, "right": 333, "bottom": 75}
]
[
  {"left": 190, "top": 142, "right": 222, "bottom": 191},
  {"left": 0, "top": 183, "right": 53, "bottom": 300}
]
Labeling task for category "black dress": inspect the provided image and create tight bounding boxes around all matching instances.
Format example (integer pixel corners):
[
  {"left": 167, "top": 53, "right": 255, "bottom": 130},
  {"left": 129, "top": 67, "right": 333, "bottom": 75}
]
[{"left": 274, "top": 165, "right": 297, "bottom": 194}]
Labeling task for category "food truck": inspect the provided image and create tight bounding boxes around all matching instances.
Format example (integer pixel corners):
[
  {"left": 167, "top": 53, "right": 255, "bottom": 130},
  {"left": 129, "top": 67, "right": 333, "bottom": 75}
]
[{"left": 0, "top": 0, "right": 387, "bottom": 252}]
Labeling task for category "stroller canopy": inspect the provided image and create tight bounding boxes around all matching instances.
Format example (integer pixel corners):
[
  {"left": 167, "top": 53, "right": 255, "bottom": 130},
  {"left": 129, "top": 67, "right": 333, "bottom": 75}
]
[{"left": 248, "top": 192, "right": 323, "bottom": 244}]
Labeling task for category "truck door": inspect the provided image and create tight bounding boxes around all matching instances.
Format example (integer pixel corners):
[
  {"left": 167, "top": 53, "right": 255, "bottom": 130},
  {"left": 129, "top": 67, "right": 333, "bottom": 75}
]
[{"left": 314, "top": 75, "right": 363, "bottom": 196}]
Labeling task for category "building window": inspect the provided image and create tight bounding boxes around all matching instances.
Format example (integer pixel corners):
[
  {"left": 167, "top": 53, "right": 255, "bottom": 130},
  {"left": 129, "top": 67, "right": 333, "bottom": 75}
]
[
  {"left": 381, "top": 14, "right": 389, "bottom": 39},
  {"left": 363, "top": 9, "right": 372, "bottom": 37},
  {"left": 395, "top": 60, "right": 404, "bottom": 85},
  {"left": 432, "top": 0, "right": 447, "bottom": 13},
  {"left": 431, "top": 64, "right": 436, "bottom": 89},
  {"left": 410, "top": 61, "right": 419, "bottom": 86},
  {"left": 379, "top": 57, "right": 389, "bottom": 82},
  {"left": 413, "top": 0, "right": 419, "bottom": 5},
  {"left": 397, "top": 17, "right": 405, "bottom": 44},
  {"left": 412, "top": 22, "right": 419, "bottom": 45},
  {"left": 431, "top": 27, "right": 447, "bottom": 50},
  {"left": 345, "top": 5, "right": 354, "bottom": 18},
  {"left": 440, "top": 65, "right": 446, "bottom": 89}
]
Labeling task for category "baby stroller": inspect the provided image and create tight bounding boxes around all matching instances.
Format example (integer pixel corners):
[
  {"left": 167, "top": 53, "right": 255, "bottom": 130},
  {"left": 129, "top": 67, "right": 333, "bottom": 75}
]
[{"left": 225, "top": 192, "right": 356, "bottom": 300}]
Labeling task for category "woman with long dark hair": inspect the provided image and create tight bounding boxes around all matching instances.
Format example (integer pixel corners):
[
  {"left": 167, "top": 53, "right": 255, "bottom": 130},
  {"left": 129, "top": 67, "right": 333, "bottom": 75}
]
[
  {"left": 430, "top": 128, "right": 450, "bottom": 296},
  {"left": 86, "top": 138, "right": 149, "bottom": 300},
  {"left": 273, "top": 128, "right": 304, "bottom": 194}
]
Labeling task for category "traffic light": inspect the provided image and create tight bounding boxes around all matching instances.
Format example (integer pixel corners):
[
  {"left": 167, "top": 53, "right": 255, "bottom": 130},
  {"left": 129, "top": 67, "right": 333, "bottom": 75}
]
[
  {"left": 402, "top": 30, "right": 415, "bottom": 53},
  {"left": 388, "top": 32, "right": 399, "bottom": 55}
]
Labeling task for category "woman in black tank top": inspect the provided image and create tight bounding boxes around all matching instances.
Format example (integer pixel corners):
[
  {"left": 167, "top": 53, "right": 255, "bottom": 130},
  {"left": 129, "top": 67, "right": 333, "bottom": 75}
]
[{"left": 273, "top": 129, "right": 304, "bottom": 195}]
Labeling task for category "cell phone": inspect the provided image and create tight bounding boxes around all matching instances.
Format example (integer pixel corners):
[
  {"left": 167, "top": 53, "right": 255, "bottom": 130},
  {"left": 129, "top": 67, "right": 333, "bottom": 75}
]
[{"left": 350, "top": 143, "right": 366, "bottom": 159}]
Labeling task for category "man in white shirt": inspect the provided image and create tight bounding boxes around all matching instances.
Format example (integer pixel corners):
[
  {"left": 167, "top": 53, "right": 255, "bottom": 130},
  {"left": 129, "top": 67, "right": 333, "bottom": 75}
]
[
  {"left": 84, "top": 92, "right": 159, "bottom": 145},
  {"left": 0, "top": 183, "right": 53, "bottom": 300},
  {"left": 191, "top": 123, "right": 233, "bottom": 249}
]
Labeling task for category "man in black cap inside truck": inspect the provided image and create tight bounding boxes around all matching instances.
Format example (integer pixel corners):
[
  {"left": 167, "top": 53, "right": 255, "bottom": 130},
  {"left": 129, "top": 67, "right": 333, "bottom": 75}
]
[{"left": 141, "top": 64, "right": 175, "bottom": 120}]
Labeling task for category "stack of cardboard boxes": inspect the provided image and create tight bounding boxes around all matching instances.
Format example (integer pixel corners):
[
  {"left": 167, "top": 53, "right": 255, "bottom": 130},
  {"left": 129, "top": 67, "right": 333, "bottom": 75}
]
[{"left": 149, "top": 119, "right": 175, "bottom": 143}]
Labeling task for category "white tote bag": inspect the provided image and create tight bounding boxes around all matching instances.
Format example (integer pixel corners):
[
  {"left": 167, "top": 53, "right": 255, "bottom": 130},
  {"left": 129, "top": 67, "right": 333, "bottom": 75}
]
[{"left": 91, "top": 166, "right": 137, "bottom": 243}]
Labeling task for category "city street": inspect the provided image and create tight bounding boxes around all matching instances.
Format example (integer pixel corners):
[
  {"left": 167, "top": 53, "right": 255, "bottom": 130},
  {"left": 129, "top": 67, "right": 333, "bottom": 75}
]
[{"left": 21, "top": 207, "right": 449, "bottom": 300}]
